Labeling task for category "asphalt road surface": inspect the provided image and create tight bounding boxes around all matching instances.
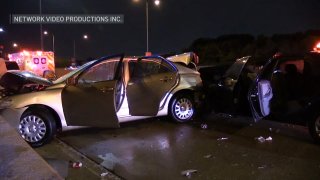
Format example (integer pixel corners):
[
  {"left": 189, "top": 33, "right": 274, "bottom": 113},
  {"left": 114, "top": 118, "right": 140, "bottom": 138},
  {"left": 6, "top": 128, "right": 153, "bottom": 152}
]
[{"left": 36, "top": 114, "right": 320, "bottom": 180}]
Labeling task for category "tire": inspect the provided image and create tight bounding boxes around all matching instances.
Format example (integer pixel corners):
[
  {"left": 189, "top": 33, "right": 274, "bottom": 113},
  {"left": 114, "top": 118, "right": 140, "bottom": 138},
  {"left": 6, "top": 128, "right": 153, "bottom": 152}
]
[
  {"left": 308, "top": 112, "right": 320, "bottom": 144},
  {"left": 19, "top": 108, "right": 56, "bottom": 147},
  {"left": 114, "top": 80, "right": 125, "bottom": 112},
  {"left": 170, "top": 93, "right": 195, "bottom": 122}
]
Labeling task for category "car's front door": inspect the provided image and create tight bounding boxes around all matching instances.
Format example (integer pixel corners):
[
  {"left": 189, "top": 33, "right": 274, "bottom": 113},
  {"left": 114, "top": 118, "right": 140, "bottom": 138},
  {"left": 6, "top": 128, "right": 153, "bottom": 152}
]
[
  {"left": 220, "top": 56, "right": 250, "bottom": 91},
  {"left": 248, "top": 59, "right": 277, "bottom": 121},
  {"left": 216, "top": 56, "right": 250, "bottom": 113},
  {"left": 61, "top": 55, "right": 124, "bottom": 127},
  {"left": 126, "top": 57, "right": 178, "bottom": 116}
]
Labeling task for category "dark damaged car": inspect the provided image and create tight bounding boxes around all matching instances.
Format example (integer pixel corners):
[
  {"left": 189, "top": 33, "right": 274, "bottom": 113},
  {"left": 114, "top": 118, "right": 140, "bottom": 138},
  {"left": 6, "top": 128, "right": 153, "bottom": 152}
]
[
  {"left": 0, "top": 54, "right": 202, "bottom": 147},
  {"left": 203, "top": 52, "right": 320, "bottom": 143},
  {"left": 249, "top": 52, "right": 320, "bottom": 143}
]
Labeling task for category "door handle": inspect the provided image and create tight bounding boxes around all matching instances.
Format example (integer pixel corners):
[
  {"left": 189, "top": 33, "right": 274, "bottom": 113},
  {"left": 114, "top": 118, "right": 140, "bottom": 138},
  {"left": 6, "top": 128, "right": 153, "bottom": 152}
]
[
  {"left": 100, "top": 87, "right": 114, "bottom": 93},
  {"left": 160, "top": 77, "right": 173, "bottom": 82}
]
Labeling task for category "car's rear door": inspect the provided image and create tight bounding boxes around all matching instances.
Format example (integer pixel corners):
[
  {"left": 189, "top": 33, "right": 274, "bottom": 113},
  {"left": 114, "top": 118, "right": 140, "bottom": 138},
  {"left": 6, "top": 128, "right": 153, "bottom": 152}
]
[
  {"left": 126, "top": 56, "right": 178, "bottom": 116},
  {"left": 61, "top": 54, "right": 124, "bottom": 127}
]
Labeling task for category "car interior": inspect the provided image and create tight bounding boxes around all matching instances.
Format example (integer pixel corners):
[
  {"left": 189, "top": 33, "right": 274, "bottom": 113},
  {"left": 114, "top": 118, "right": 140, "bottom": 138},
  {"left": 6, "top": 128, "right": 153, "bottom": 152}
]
[{"left": 268, "top": 56, "right": 320, "bottom": 123}]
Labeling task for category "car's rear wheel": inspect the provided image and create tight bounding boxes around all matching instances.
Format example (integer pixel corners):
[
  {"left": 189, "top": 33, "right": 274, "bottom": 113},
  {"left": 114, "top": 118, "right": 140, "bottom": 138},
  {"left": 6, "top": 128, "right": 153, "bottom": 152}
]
[
  {"left": 308, "top": 112, "right": 320, "bottom": 144},
  {"left": 19, "top": 109, "right": 56, "bottom": 147},
  {"left": 170, "top": 94, "right": 195, "bottom": 122}
]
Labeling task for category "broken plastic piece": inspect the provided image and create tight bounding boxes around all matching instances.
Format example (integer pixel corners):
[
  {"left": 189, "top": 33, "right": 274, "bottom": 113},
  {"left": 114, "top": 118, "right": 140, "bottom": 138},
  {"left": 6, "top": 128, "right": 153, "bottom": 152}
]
[
  {"left": 255, "top": 136, "right": 265, "bottom": 143},
  {"left": 200, "top": 123, "right": 208, "bottom": 129},
  {"left": 70, "top": 162, "right": 82, "bottom": 168},
  {"left": 265, "top": 136, "right": 272, "bottom": 141},
  {"left": 217, "top": 137, "right": 228, "bottom": 141},
  {"left": 101, "top": 172, "right": 109, "bottom": 177},
  {"left": 181, "top": 169, "right": 197, "bottom": 177}
]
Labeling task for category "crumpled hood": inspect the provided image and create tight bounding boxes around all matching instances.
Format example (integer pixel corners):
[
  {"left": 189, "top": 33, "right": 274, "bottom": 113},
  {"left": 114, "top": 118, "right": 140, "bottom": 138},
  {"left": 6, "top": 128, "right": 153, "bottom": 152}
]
[
  {"left": 0, "top": 71, "right": 53, "bottom": 95},
  {"left": 174, "top": 63, "right": 200, "bottom": 75}
]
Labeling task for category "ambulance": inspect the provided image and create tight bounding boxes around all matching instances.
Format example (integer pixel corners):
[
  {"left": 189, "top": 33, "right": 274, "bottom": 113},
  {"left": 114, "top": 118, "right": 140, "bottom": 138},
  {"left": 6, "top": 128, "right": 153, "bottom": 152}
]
[{"left": 8, "top": 50, "right": 55, "bottom": 77}]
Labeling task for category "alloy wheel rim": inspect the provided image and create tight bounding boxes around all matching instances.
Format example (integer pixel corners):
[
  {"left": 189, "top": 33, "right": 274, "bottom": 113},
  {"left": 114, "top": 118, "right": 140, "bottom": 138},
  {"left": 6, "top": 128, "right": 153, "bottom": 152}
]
[
  {"left": 19, "top": 115, "right": 47, "bottom": 143},
  {"left": 174, "top": 98, "right": 193, "bottom": 120}
]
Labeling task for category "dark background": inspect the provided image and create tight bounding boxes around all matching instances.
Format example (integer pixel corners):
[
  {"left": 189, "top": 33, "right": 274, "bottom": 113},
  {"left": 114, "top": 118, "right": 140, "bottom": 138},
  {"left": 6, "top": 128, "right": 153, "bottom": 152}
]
[{"left": 1, "top": 0, "right": 320, "bottom": 65}]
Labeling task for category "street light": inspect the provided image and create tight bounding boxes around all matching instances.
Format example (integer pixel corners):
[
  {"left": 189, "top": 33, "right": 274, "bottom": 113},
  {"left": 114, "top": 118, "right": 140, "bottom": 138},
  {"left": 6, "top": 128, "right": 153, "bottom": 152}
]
[
  {"left": 13, "top": 43, "right": 18, "bottom": 48},
  {"left": 73, "top": 34, "right": 89, "bottom": 59},
  {"left": 0, "top": 28, "right": 4, "bottom": 32},
  {"left": 39, "top": 0, "right": 43, "bottom": 50},
  {"left": 43, "top": 31, "right": 55, "bottom": 53},
  {"left": 133, "top": 0, "right": 160, "bottom": 55}
]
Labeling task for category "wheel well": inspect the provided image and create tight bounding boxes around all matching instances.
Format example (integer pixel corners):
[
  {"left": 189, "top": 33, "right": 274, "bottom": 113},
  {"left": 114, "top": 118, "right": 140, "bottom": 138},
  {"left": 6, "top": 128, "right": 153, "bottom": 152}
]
[
  {"left": 25, "top": 104, "right": 62, "bottom": 130},
  {"left": 303, "top": 102, "right": 320, "bottom": 126},
  {"left": 168, "top": 89, "right": 194, "bottom": 114}
]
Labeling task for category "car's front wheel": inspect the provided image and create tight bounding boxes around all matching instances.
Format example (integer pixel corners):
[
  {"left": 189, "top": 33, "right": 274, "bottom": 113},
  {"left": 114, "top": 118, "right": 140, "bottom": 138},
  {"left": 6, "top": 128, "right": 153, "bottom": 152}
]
[
  {"left": 170, "top": 94, "right": 195, "bottom": 122},
  {"left": 19, "top": 109, "right": 56, "bottom": 147}
]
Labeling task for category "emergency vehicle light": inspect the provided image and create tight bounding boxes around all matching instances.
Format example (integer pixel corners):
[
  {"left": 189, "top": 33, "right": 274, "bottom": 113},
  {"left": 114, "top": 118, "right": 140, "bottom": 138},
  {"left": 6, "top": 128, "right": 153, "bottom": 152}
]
[
  {"left": 23, "top": 50, "right": 30, "bottom": 56},
  {"left": 36, "top": 51, "right": 42, "bottom": 56},
  {"left": 314, "top": 42, "right": 320, "bottom": 53}
]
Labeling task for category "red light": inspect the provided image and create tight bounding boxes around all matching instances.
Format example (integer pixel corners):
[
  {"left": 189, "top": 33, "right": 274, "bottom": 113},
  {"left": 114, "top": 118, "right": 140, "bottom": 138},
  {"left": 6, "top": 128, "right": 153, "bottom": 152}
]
[
  {"left": 314, "top": 42, "right": 320, "bottom": 52},
  {"left": 273, "top": 52, "right": 282, "bottom": 58}
]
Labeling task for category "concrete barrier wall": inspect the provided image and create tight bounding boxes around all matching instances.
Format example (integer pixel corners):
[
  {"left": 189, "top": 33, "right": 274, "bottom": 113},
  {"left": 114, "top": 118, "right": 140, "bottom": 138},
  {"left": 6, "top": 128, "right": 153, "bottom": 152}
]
[{"left": 0, "top": 116, "right": 62, "bottom": 179}]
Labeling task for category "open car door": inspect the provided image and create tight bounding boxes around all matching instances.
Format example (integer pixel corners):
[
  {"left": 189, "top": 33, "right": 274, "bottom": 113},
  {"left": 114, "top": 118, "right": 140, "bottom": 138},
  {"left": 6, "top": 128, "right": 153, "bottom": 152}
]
[
  {"left": 61, "top": 54, "right": 124, "bottom": 127},
  {"left": 220, "top": 56, "right": 250, "bottom": 91},
  {"left": 248, "top": 80, "right": 273, "bottom": 121},
  {"left": 214, "top": 56, "right": 250, "bottom": 113},
  {"left": 126, "top": 56, "right": 178, "bottom": 116},
  {"left": 248, "top": 59, "right": 277, "bottom": 122}
]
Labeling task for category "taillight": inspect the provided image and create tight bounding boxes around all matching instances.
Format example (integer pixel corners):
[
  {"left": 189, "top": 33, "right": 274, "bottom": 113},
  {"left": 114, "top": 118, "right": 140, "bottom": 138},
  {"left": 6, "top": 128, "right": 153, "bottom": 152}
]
[
  {"left": 41, "top": 58, "right": 46, "bottom": 64},
  {"left": 33, "top": 58, "right": 39, "bottom": 64}
]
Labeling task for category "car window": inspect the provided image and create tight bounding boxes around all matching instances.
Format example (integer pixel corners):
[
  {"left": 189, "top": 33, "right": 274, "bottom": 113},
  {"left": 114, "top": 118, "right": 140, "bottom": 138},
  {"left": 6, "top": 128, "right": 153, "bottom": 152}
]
[
  {"left": 129, "top": 58, "right": 174, "bottom": 78},
  {"left": 5, "top": 61, "right": 20, "bottom": 70},
  {"left": 78, "top": 60, "right": 119, "bottom": 83},
  {"left": 223, "top": 57, "right": 248, "bottom": 80},
  {"left": 259, "top": 59, "right": 278, "bottom": 80}
]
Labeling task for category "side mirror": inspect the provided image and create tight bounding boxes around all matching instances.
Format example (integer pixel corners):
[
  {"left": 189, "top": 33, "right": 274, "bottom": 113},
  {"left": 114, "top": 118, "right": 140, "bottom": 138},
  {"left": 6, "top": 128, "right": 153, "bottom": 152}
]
[{"left": 43, "top": 70, "right": 57, "bottom": 81}]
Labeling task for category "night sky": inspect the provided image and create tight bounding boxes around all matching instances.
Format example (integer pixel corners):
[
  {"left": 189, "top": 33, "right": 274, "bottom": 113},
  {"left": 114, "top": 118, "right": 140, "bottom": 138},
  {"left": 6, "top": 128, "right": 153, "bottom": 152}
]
[{"left": 1, "top": 0, "right": 320, "bottom": 61}]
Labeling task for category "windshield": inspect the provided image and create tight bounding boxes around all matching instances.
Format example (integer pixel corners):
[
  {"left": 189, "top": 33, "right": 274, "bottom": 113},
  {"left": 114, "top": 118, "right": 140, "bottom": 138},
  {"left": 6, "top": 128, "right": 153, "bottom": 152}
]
[
  {"left": 223, "top": 56, "right": 249, "bottom": 80},
  {"left": 53, "top": 60, "right": 96, "bottom": 84}
]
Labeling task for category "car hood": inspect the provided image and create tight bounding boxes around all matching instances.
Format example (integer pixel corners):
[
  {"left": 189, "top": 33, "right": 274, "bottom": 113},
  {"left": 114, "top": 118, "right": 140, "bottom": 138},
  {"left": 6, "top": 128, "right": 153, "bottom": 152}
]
[{"left": 0, "top": 71, "right": 53, "bottom": 95}]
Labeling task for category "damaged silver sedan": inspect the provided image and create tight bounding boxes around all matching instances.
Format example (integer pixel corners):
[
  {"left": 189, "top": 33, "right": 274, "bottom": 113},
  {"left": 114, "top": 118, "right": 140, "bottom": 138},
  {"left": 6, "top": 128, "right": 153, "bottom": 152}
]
[{"left": 0, "top": 54, "right": 202, "bottom": 147}]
